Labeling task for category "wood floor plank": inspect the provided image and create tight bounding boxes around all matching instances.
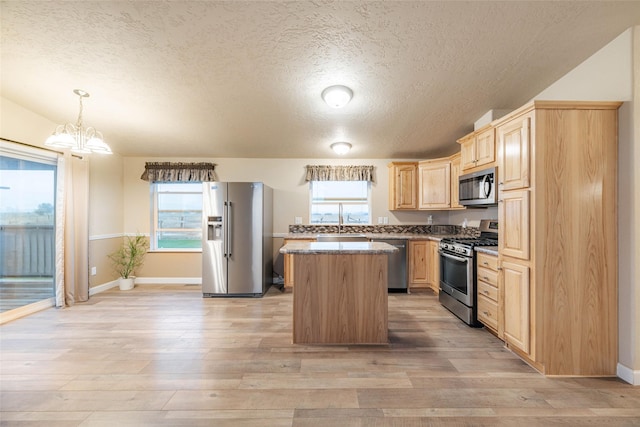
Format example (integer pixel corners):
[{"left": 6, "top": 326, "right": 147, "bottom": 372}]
[{"left": 1, "top": 284, "right": 638, "bottom": 426}]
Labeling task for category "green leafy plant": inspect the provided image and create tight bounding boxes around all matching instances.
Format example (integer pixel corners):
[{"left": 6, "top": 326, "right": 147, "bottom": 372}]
[{"left": 108, "top": 235, "right": 148, "bottom": 279}]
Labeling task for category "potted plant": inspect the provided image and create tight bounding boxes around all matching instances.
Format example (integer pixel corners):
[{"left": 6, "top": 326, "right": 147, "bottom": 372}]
[{"left": 108, "top": 234, "right": 148, "bottom": 290}]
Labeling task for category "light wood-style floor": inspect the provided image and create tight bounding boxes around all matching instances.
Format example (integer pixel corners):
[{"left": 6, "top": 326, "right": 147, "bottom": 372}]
[{"left": 1, "top": 285, "right": 638, "bottom": 427}]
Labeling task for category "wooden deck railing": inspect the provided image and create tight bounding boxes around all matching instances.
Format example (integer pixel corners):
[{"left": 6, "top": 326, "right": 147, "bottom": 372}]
[{"left": 0, "top": 225, "right": 54, "bottom": 277}]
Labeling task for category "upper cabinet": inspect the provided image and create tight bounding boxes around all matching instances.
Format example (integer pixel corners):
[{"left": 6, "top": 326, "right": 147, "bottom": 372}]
[
  {"left": 388, "top": 162, "right": 418, "bottom": 210},
  {"left": 497, "top": 114, "right": 531, "bottom": 191},
  {"left": 459, "top": 125, "right": 496, "bottom": 172},
  {"left": 449, "top": 153, "right": 464, "bottom": 210},
  {"left": 389, "top": 155, "right": 464, "bottom": 211},
  {"left": 418, "top": 158, "right": 450, "bottom": 209}
]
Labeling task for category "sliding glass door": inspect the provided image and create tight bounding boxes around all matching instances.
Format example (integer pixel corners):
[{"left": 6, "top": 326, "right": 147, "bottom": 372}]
[{"left": 0, "top": 148, "right": 57, "bottom": 313}]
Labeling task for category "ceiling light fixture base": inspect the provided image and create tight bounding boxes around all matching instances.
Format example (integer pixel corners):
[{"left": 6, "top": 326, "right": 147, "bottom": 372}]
[
  {"left": 322, "top": 85, "right": 353, "bottom": 108},
  {"left": 331, "top": 142, "right": 352, "bottom": 155}
]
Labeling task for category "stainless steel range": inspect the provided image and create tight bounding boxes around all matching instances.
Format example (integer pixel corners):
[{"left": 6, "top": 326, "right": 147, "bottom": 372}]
[{"left": 439, "top": 219, "right": 498, "bottom": 326}]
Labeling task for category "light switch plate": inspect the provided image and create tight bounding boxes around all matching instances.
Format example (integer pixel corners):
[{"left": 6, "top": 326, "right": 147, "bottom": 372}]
[
  {"left": 91, "top": 267, "right": 97, "bottom": 276},
  {"left": 294, "top": 216, "right": 302, "bottom": 224}
]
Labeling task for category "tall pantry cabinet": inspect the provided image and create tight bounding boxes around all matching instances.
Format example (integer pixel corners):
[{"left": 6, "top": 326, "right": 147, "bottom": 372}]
[{"left": 495, "top": 101, "right": 620, "bottom": 376}]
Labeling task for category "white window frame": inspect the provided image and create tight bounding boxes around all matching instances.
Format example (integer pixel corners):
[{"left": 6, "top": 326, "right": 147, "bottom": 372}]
[
  {"left": 150, "top": 182, "right": 202, "bottom": 252},
  {"left": 308, "top": 181, "right": 372, "bottom": 225}
]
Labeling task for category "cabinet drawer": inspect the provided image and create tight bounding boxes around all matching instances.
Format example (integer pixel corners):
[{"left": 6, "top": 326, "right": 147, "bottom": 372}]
[
  {"left": 477, "top": 267, "right": 498, "bottom": 287},
  {"left": 478, "top": 294, "right": 499, "bottom": 331},
  {"left": 477, "top": 280, "right": 498, "bottom": 302},
  {"left": 477, "top": 253, "right": 498, "bottom": 271}
]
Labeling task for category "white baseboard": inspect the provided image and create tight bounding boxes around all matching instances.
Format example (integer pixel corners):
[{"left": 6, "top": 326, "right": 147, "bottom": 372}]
[
  {"left": 617, "top": 363, "right": 640, "bottom": 385},
  {"left": 89, "top": 280, "right": 119, "bottom": 295},
  {"left": 133, "top": 277, "right": 202, "bottom": 285}
]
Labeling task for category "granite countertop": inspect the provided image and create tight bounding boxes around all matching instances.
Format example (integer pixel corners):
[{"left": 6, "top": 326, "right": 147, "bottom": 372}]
[
  {"left": 475, "top": 246, "right": 498, "bottom": 256},
  {"left": 279, "top": 241, "right": 399, "bottom": 255},
  {"left": 282, "top": 232, "right": 454, "bottom": 241}
]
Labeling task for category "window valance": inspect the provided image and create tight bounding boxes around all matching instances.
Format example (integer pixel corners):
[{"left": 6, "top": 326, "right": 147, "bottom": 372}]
[
  {"left": 304, "top": 165, "right": 375, "bottom": 182},
  {"left": 140, "top": 162, "right": 218, "bottom": 182}
]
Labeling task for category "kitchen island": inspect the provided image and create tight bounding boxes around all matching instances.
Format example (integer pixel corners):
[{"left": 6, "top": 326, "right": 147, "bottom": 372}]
[{"left": 279, "top": 241, "right": 398, "bottom": 345}]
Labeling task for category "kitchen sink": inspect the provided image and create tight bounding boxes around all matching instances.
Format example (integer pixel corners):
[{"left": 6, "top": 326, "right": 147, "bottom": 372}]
[{"left": 315, "top": 233, "right": 369, "bottom": 242}]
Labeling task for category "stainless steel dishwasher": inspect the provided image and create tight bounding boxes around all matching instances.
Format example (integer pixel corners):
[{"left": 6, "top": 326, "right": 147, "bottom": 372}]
[{"left": 370, "top": 239, "right": 407, "bottom": 291}]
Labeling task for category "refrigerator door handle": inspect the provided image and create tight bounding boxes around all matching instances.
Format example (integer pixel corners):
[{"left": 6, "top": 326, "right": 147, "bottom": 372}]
[
  {"left": 223, "top": 201, "right": 228, "bottom": 258},
  {"left": 227, "top": 201, "right": 233, "bottom": 257}
]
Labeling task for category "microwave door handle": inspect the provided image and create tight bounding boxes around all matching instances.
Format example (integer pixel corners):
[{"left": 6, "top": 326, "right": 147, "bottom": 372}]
[
  {"left": 439, "top": 251, "right": 468, "bottom": 263},
  {"left": 481, "top": 175, "right": 491, "bottom": 199}
]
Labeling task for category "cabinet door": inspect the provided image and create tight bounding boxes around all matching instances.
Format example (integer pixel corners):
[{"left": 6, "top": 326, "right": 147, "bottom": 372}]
[
  {"left": 499, "top": 189, "right": 530, "bottom": 260},
  {"left": 388, "top": 163, "right": 417, "bottom": 210},
  {"left": 498, "top": 114, "right": 531, "bottom": 191},
  {"left": 502, "top": 259, "right": 530, "bottom": 354},
  {"left": 408, "top": 240, "right": 429, "bottom": 288},
  {"left": 475, "top": 127, "right": 496, "bottom": 167},
  {"left": 427, "top": 240, "right": 440, "bottom": 293},
  {"left": 419, "top": 161, "right": 451, "bottom": 209},
  {"left": 460, "top": 136, "right": 477, "bottom": 170},
  {"left": 449, "top": 154, "right": 465, "bottom": 209}
]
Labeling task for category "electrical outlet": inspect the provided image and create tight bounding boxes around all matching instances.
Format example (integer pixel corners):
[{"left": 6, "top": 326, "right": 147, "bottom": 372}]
[
  {"left": 378, "top": 217, "right": 383, "bottom": 224},
  {"left": 383, "top": 217, "right": 389, "bottom": 224},
  {"left": 91, "top": 266, "right": 97, "bottom": 276},
  {"left": 294, "top": 216, "right": 302, "bottom": 224}
]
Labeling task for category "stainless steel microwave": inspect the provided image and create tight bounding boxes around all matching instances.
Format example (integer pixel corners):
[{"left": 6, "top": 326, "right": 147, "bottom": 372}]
[{"left": 459, "top": 167, "right": 497, "bottom": 207}]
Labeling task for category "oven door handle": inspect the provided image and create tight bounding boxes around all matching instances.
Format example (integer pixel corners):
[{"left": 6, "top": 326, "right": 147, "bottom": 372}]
[{"left": 439, "top": 251, "right": 469, "bottom": 263}]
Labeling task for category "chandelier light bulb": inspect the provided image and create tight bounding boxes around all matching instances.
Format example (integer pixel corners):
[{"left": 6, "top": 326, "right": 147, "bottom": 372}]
[
  {"left": 322, "top": 85, "right": 353, "bottom": 108},
  {"left": 331, "top": 142, "right": 352, "bottom": 155}
]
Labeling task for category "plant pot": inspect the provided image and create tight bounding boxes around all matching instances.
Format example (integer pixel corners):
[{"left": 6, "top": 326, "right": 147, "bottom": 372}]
[{"left": 119, "top": 277, "right": 135, "bottom": 291}]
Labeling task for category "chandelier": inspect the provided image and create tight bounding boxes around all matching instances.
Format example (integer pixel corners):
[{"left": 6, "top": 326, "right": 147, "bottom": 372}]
[{"left": 44, "top": 89, "right": 112, "bottom": 155}]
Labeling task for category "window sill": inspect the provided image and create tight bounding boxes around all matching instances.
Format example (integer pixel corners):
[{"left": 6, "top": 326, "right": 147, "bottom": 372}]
[{"left": 148, "top": 249, "right": 202, "bottom": 254}]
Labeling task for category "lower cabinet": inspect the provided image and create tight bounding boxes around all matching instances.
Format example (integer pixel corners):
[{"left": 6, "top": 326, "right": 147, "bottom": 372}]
[
  {"left": 408, "top": 240, "right": 429, "bottom": 290},
  {"left": 501, "top": 258, "right": 530, "bottom": 355},
  {"left": 427, "top": 240, "right": 440, "bottom": 294},
  {"left": 409, "top": 239, "right": 439, "bottom": 293},
  {"left": 476, "top": 252, "right": 501, "bottom": 338},
  {"left": 283, "top": 239, "right": 315, "bottom": 288}
]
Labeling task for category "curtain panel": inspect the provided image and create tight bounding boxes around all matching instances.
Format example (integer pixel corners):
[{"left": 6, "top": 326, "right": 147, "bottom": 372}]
[
  {"left": 140, "top": 162, "right": 218, "bottom": 182},
  {"left": 304, "top": 165, "right": 375, "bottom": 182}
]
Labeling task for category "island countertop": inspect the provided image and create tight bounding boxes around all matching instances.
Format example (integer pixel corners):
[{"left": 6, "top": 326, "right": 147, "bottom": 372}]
[{"left": 279, "top": 241, "right": 398, "bottom": 255}]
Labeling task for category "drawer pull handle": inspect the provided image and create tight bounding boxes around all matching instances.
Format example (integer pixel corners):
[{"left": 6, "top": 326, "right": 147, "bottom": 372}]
[
  {"left": 483, "top": 276, "right": 489, "bottom": 280},
  {"left": 482, "top": 290, "right": 490, "bottom": 295},
  {"left": 483, "top": 262, "right": 489, "bottom": 266}
]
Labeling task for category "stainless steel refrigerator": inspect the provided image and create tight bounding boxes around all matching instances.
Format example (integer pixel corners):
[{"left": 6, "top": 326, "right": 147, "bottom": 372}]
[{"left": 202, "top": 182, "right": 273, "bottom": 297}]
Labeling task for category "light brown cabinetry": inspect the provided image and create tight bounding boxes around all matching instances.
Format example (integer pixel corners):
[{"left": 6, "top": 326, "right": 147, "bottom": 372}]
[
  {"left": 418, "top": 159, "right": 450, "bottom": 209},
  {"left": 498, "top": 189, "right": 529, "bottom": 260},
  {"left": 408, "top": 240, "right": 429, "bottom": 289},
  {"left": 495, "top": 101, "right": 620, "bottom": 376},
  {"left": 283, "top": 238, "right": 315, "bottom": 288},
  {"left": 449, "top": 153, "right": 464, "bottom": 209},
  {"left": 501, "top": 259, "right": 530, "bottom": 354},
  {"left": 409, "top": 239, "right": 440, "bottom": 293},
  {"left": 497, "top": 115, "right": 530, "bottom": 190},
  {"left": 476, "top": 252, "right": 501, "bottom": 338},
  {"left": 388, "top": 162, "right": 418, "bottom": 210},
  {"left": 459, "top": 125, "right": 496, "bottom": 172},
  {"left": 427, "top": 240, "right": 440, "bottom": 294}
]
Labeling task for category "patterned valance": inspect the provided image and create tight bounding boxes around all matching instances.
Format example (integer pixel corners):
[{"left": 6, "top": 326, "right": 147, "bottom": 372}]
[
  {"left": 304, "top": 165, "right": 375, "bottom": 182},
  {"left": 140, "top": 162, "right": 218, "bottom": 182}
]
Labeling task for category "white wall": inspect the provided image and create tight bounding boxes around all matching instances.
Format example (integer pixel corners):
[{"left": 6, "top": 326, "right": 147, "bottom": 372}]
[{"left": 534, "top": 27, "right": 640, "bottom": 384}]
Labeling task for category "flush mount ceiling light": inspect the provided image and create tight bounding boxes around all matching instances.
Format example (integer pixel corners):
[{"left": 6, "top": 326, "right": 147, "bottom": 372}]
[
  {"left": 322, "top": 85, "right": 353, "bottom": 108},
  {"left": 331, "top": 142, "right": 352, "bottom": 155},
  {"left": 45, "top": 89, "right": 112, "bottom": 155}
]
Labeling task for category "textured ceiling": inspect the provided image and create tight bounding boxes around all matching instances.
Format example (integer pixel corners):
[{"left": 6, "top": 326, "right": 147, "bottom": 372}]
[{"left": 2, "top": 1, "right": 639, "bottom": 159}]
